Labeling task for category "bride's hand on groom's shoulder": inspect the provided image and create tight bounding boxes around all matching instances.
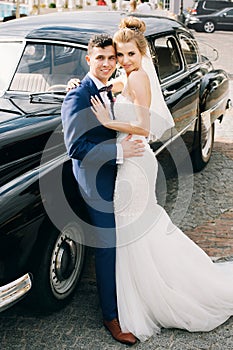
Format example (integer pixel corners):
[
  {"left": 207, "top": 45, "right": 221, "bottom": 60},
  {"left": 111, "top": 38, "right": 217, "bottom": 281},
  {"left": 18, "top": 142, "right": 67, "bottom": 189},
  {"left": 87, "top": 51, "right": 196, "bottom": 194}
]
[
  {"left": 66, "top": 78, "right": 81, "bottom": 92},
  {"left": 121, "top": 135, "right": 145, "bottom": 158}
]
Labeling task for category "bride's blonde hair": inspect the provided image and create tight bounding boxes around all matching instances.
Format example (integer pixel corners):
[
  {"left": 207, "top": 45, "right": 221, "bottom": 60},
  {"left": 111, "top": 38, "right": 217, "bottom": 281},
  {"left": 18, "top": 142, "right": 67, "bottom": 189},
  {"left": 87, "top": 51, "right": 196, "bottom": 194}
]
[{"left": 113, "top": 17, "right": 148, "bottom": 56}]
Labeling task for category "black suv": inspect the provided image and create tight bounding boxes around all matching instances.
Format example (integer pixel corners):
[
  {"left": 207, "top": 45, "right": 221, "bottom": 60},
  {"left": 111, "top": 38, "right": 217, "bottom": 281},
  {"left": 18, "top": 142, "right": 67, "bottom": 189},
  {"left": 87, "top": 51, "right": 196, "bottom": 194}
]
[{"left": 190, "top": 0, "right": 233, "bottom": 16}]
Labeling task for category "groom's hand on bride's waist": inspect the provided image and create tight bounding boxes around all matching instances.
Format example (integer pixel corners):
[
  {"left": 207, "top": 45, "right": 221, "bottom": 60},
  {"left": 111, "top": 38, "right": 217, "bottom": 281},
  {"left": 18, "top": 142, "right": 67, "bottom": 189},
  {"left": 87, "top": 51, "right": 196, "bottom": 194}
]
[{"left": 121, "top": 134, "right": 145, "bottom": 158}]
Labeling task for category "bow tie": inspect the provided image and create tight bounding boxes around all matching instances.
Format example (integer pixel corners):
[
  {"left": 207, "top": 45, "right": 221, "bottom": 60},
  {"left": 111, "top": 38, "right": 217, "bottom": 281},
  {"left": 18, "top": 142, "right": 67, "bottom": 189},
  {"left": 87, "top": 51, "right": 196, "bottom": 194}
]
[
  {"left": 98, "top": 84, "right": 114, "bottom": 103},
  {"left": 98, "top": 84, "right": 113, "bottom": 93},
  {"left": 98, "top": 84, "right": 115, "bottom": 118}
]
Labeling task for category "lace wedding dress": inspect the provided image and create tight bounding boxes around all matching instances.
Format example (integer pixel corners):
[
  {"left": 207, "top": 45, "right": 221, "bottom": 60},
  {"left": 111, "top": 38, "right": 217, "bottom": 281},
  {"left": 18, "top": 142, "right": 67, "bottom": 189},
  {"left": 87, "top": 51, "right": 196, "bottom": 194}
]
[{"left": 114, "top": 94, "right": 233, "bottom": 342}]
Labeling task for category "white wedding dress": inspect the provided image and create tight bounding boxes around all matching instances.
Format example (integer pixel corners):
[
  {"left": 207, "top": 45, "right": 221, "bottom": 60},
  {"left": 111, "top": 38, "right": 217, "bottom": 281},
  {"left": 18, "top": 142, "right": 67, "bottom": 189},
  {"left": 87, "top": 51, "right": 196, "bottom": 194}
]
[{"left": 114, "top": 94, "right": 233, "bottom": 342}]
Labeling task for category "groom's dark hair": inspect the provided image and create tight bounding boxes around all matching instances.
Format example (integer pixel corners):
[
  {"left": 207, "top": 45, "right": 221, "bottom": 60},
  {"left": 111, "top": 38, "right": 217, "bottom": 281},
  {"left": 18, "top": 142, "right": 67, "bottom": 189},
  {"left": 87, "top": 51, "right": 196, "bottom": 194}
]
[{"left": 88, "top": 34, "right": 114, "bottom": 54}]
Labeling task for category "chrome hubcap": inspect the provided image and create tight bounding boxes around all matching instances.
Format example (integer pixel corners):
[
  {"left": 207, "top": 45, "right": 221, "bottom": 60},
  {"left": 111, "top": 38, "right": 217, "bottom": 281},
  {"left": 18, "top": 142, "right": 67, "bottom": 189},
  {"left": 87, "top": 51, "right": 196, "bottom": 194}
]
[
  {"left": 201, "top": 123, "right": 213, "bottom": 161},
  {"left": 204, "top": 22, "right": 215, "bottom": 33},
  {"left": 55, "top": 238, "right": 77, "bottom": 281},
  {"left": 50, "top": 225, "right": 84, "bottom": 298}
]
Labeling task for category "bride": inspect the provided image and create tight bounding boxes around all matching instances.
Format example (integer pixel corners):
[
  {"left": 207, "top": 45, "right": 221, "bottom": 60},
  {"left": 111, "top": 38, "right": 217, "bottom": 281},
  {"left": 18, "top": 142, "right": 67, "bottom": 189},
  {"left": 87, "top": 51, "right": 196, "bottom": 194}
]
[{"left": 91, "top": 17, "right": 233, "bottom": 342}]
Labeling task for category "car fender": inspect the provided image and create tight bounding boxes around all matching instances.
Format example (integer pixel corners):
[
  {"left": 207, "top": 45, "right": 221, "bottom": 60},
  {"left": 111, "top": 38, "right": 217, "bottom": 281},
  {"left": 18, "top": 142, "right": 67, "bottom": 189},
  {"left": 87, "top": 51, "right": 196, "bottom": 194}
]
[
  {"left": 203, "top": 18, "right": 217, "bottom": 25},
  {"left": 0, "top": 152, "right": 73, "bottom": 280},
  {"left": 199, "top": 69, "right": 229, "bottom": 126}
]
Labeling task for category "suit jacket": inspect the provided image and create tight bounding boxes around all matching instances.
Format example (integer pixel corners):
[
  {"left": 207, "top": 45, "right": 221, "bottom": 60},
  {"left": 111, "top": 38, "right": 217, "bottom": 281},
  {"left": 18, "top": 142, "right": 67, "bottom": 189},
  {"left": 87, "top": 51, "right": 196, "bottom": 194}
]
[{"left": 61, "top": 74, "right": 117, "bottom": 231}]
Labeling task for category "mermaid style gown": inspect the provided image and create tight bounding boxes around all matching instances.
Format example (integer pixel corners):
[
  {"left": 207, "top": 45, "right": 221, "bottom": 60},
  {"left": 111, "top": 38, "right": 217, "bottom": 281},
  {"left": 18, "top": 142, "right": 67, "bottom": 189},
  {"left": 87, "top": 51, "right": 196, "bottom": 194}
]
[{"left": 114, "top": 94, "right": 233, "bottom": 342}]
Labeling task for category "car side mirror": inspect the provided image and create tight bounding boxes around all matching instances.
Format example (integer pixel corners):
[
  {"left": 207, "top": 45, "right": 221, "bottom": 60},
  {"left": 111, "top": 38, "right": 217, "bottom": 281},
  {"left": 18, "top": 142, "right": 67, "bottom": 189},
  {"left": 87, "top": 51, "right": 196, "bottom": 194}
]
[{"left": 221, "top": 13, "right": 227, "bottom": 17}]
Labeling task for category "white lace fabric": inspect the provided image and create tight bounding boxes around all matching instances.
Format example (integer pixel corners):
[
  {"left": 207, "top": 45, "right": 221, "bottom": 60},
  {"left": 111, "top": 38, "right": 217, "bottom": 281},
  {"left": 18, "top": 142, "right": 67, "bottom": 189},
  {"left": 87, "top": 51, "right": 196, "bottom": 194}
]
[{"left": 114, "top": 94, "right": 233, "bottom": 342}]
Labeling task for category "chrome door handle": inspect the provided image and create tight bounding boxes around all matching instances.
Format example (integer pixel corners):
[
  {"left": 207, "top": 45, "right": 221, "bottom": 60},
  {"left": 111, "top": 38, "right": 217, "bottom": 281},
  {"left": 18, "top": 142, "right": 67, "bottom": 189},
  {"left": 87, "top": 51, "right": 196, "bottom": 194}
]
[{"left": 163, "top": 89, "right": 176, "bottom": 97}]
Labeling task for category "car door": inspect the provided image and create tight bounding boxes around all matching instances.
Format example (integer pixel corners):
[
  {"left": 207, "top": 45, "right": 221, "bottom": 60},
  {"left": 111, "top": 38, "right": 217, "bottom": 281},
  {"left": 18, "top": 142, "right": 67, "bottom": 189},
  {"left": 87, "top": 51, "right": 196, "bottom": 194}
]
[
  {"left": 150, "top": 33, "right": 199, "bottom": 154},
  {"left": 217, "top": 8, "right": 233, "bottom": 30},
  {"left": 175, "top": 32, "right": 202, "bottom": 150}
]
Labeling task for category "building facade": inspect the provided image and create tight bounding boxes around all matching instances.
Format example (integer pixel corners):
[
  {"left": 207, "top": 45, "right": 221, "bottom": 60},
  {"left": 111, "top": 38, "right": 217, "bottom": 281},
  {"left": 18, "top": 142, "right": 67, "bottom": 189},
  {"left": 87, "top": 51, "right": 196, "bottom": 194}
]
[{"left": 166, "top": 0, "right": 194, "bottom": 13}]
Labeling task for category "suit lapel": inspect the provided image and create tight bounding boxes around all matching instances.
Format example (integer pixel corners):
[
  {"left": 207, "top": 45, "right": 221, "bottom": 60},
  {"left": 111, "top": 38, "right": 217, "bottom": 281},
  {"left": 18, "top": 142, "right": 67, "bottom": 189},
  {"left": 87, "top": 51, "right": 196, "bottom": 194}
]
[
  {"left": 82, "top": 75, "right": 104, "bottom": 105},
  {"left": 84, "top": 75, "right": 115, "bottom": 119}
]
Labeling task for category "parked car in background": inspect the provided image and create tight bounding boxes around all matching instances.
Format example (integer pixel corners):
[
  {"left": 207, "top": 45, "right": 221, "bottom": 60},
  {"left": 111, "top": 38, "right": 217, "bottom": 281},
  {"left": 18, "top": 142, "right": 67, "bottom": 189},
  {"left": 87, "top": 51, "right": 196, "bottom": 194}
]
[
  {"left": 186, "top": 7, "right": 233, "bottom": 32},
  {"left": 189, "top": 0, "right": 233, "bottom": 16},
  {"left": 0, "top": 2, "right": 28, "bottom": 22},
  {"left": 2, "top": 13, "right": 27, "bottom": 22},
  {"left": 0, "top": 11, "right": 231, "bottom": 314}
]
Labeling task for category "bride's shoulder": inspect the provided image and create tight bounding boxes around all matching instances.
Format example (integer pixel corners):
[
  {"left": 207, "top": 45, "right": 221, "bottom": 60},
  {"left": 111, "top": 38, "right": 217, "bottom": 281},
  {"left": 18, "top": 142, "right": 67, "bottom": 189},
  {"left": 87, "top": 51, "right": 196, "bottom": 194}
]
[{"left": 128, "top": 69, "right": 149, "bottom": 87}]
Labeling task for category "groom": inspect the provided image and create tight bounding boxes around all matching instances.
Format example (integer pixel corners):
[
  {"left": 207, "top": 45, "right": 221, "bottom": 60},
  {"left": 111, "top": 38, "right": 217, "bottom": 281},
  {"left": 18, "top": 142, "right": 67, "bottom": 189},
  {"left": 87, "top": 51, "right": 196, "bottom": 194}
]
[{"left": 61, "top": 34, "right": 144, "bottom": 345}]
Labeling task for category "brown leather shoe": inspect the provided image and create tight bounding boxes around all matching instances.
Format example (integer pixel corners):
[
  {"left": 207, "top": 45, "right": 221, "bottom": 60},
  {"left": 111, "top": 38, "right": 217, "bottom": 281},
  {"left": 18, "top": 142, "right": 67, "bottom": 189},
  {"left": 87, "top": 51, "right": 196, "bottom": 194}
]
[{"left": 104, "top": 318, "right": 137, "bottom": 345}]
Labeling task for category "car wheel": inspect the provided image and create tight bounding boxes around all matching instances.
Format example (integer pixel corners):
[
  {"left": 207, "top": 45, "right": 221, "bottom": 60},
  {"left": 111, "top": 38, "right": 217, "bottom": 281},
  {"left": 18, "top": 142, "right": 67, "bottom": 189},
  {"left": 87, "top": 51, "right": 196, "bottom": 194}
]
[
  {"left": 191, "top": 117, "right": 215, "bottom": 172},
  {"left": 28, "top": 222, "right": 85, "bottom": 312},
  {"left": 203, "top": 21, "right": 215, "bottom": 33}
]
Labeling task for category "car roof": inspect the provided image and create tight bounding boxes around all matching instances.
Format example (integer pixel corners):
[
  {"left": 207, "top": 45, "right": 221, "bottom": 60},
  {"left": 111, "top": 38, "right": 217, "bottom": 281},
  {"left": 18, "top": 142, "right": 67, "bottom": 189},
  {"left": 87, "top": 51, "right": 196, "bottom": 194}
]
[{"left": 0, "top": 11, "right": 184, "bottom": 44}]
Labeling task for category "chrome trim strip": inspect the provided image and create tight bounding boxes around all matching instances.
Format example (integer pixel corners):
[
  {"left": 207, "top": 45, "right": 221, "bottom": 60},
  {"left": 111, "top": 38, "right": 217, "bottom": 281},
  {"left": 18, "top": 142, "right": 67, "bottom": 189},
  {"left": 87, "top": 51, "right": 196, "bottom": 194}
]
[
  {"left": 201, "top": 94, "right": 229, "bottom": 130},
  {"left": 160, "top": 70, "right": 191, "bottom": 88},
  {"left": 0, "top": 273, "right": 32, "bottom": 312},
  {"left": 26, "top": 38, "right": 88, "bottom": 50},
  {"left": 152, "top": 118, "right": 197, "bottom": 156},
  {"left": 202, "top": 95, "right": 228, "bottom": 115},
  {"left": 153, "top": 139, "right": 173, "bottom": 156},
  {"left": 0, "top": 143, "right": 61, "bottom": 172}
]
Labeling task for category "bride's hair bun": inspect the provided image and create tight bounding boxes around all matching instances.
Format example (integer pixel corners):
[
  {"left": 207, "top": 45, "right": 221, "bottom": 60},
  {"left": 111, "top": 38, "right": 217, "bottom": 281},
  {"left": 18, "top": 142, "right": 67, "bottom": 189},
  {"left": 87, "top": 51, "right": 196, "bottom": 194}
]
[
  {"left": 114, "top": 16, "right": 148, "bottom": 55},
  {"left": 119, "top": 17, "right": 146, "bottom": 34}
]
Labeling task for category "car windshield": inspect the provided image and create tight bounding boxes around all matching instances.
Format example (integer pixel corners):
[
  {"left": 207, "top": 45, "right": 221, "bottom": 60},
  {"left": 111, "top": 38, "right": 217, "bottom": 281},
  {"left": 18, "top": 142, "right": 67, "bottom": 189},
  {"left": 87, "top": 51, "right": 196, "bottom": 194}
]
[
  {"left": 9, "top": 42, "right": 89, "bottom": 94},
  {"left": 0, "top": 41, "right": 24, "bottom": 95}
]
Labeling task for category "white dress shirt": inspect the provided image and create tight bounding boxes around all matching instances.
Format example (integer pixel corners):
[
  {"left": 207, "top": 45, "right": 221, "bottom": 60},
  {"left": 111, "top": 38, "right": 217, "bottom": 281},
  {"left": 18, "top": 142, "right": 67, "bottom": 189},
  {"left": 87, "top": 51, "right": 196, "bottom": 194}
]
[{"left": 88, "top": 73, "right": 123, "bottom": 164}]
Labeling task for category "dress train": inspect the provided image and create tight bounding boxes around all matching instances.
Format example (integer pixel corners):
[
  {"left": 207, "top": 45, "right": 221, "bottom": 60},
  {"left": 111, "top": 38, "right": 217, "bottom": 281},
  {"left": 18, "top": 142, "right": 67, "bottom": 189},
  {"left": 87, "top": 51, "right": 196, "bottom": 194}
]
[{"left": 114, "top": 94, "right": 233, "bottom": 342}]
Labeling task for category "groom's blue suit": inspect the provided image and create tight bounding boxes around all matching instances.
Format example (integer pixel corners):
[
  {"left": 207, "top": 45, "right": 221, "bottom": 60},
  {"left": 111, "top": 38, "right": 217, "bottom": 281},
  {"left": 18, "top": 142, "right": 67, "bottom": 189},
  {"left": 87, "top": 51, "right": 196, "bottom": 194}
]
[{"left": 61, "top": 74, "right": 118, "bottom": 321}]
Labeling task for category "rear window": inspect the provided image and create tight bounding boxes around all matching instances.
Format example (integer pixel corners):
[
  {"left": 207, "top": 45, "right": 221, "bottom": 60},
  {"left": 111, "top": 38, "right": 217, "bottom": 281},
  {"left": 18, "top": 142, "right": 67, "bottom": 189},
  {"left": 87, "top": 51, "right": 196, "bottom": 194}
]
[
  {"left": 204, "top": 1, "right": 231, "bottom": 10},
  {"left": 178, "top": 34, "right": 199, "bottom": 67},
  {"left": 154, "top": 36, "right": 182, "bottom": 80},
  {"left": 192, "top": 0, "right": 233, "bottom": 12}
]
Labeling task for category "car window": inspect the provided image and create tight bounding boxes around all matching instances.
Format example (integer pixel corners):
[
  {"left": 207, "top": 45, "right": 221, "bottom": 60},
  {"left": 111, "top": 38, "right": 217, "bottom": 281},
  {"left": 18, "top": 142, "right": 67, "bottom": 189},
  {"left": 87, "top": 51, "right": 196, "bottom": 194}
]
[
  {"left": 23, "top": 44, "right": 46, "bottom": 65},
  {"left": 226, "top": 9, "right": 233, "bottom": 16},
  {"left": 178, "top": 34, "right": 198, "bottom": 67},
  {"left": 10, "top": 43, "right": 88, "bottom": 92},
  {"left": 204, "top": 1, "right": 229, "bottom": 10},
  {"left": 154, "top": 36, "right": 182, "bottom": 81}
]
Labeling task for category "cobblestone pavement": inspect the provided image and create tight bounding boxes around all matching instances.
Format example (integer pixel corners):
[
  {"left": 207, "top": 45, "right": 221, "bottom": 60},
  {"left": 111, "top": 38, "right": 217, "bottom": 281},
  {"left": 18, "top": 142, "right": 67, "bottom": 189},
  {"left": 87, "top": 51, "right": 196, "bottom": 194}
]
[
  {"left": 0, "top": 33, "right": 233, "bottom": 350},
  {"left": 174, "top": 91, "right": 233, "bottom": 260}
]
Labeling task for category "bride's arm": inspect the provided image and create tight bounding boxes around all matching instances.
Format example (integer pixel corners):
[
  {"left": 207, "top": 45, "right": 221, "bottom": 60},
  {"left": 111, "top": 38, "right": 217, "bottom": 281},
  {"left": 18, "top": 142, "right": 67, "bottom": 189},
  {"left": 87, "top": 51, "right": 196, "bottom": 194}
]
[
  {"left": 91, "top": 71, "right": 151, "bottom": 137},
  {"left": 66, "top": 70, "right": 125, "bottom": 93},
  {"left": 110, "top": 73, "right": 126, "bottom": 93},
  {"left": 91, "top": 96, "right": 150, "bottom": 136}
]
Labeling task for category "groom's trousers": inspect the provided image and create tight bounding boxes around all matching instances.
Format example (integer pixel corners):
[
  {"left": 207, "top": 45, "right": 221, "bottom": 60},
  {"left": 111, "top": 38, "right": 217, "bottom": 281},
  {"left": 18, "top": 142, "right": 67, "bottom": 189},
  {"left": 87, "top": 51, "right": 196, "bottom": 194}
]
[{"left": 74, "top": 166, "right": 118, "bottom": 321}]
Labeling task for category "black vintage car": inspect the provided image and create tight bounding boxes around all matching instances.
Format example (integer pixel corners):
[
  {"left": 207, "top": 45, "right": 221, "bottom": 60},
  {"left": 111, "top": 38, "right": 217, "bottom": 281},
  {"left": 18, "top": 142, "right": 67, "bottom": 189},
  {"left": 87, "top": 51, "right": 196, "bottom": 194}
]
[{"left": 0, "top": 11, "right": 231, "bottom": 313}]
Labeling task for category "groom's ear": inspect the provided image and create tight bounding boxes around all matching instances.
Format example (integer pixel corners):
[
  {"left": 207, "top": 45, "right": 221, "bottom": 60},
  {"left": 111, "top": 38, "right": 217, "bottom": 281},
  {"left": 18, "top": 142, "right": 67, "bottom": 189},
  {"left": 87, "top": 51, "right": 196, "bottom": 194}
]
[{"left": 86, "top": 55, "right": 90, "bottom": 66}]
